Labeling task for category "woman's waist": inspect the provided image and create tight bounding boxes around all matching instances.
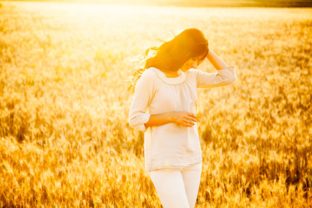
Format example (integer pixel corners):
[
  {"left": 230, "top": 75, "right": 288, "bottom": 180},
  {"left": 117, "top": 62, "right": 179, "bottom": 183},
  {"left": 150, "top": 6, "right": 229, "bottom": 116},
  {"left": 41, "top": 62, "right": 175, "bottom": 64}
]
[
  {"left": 150, "top": 122, "right": 198, "bottom": 131},
  {"left": 148, "top": 123, "right": 198, "bottom": 139}
]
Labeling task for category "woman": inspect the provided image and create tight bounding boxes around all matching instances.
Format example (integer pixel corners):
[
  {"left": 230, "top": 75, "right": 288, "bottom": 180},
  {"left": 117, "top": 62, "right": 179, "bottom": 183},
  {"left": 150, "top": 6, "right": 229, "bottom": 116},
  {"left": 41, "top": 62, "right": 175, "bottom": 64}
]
[{"left": 128, "top": 28, "right": 237, "bottom": 208}]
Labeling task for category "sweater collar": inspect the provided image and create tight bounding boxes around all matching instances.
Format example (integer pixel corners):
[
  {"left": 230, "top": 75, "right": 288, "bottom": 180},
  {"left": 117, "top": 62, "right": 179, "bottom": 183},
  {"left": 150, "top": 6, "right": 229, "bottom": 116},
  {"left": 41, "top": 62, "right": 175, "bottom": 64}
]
[{"left": 151, "top": 67, "right": 186, "bottom": 85}]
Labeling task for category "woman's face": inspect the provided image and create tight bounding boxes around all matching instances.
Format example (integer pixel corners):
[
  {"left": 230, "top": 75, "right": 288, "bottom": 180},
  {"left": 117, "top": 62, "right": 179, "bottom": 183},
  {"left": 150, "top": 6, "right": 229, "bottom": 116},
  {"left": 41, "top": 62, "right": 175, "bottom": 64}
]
[{"left": 180, "top": 56, "right": 204, "bottom": 71}]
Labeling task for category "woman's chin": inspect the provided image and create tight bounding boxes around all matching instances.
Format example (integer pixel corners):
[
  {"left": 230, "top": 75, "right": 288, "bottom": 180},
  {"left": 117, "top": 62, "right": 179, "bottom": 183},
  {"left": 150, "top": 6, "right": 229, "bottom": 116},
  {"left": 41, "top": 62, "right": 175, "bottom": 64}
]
[{"left": 180, "top": 67, "right": 192, "bottom": 72}]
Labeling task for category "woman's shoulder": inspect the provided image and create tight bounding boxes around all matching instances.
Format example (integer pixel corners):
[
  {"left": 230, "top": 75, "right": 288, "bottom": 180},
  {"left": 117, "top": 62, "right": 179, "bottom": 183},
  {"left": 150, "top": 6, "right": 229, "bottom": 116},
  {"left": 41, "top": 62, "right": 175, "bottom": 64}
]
[
  {"left": 140, "top": 67, "right": 157, "bottom": 79},
  {"left": 185, "top": 68, "right": 200, "bottom": 78},
  {"left": 135, "top": 67, "right": 157, "bottom": 87}
]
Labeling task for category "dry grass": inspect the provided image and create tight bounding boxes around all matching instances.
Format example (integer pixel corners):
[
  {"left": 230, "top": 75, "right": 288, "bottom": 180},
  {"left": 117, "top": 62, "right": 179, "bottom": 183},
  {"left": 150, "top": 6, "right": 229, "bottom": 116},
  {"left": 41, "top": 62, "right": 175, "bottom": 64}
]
[{"left": 0, "top": 1, "right": 311, "bottom": 207}]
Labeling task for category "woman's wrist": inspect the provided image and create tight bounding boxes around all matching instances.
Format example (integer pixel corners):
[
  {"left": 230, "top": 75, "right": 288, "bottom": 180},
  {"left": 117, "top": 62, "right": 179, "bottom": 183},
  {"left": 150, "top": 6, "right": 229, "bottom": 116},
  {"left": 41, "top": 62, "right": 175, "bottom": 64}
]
[
  {"left": 206, "top": 48, "right": 228, "bottom": 69},
  {"left": 167, "top": 112, "right": 176, "bottom": 123},
  {"left": 206, "top": 49, "right": 215, "bottom": 61}
]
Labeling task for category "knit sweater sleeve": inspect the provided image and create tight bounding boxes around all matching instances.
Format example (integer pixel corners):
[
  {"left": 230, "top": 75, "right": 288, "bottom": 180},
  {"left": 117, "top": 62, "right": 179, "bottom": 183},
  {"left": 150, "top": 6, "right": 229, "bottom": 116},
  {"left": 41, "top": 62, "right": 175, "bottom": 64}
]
[
  {"left": 193, "top": 66, "right": 238, "bottom": 88},
  {"left": 128, "top": 70, "right": 155, "bottom": 132}
]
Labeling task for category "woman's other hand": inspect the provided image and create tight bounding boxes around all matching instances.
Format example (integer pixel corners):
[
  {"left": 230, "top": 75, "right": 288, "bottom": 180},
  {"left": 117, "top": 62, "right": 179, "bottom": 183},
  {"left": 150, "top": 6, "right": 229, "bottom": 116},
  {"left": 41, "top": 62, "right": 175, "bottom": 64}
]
[{"left": 169, "top": 111, "right": 198, "bottom": 127}]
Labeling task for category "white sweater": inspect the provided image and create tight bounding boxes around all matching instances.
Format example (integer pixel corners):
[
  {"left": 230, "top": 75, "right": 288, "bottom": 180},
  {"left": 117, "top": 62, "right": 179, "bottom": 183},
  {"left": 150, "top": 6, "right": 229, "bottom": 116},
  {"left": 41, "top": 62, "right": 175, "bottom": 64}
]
[{"left": 128, "top": 66, "right": 237, "bottom": 172}]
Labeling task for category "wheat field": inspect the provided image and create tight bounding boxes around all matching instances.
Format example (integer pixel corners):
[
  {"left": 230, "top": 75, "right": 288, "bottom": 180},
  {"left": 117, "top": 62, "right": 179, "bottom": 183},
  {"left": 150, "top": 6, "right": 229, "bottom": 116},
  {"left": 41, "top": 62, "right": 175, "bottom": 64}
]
[{"left": 0, "top": 1, "right": 311, "bottom": 207}]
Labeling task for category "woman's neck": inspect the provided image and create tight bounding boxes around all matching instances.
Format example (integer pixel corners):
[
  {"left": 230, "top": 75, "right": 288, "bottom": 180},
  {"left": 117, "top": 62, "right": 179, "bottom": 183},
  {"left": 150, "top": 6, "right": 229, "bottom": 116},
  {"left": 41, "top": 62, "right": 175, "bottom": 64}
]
[
  {"left": 154, "top": 65, "right": 180, "bottom": 78},
  {"left": 163, "top": 70, "right": 179, "bottom": 78}
]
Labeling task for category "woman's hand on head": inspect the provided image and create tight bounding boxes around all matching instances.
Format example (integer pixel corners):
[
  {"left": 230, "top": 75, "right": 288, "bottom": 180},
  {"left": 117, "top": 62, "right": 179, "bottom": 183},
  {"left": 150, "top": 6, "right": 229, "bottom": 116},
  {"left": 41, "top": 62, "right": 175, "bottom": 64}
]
[{"left": 169, "top": 111, "right": 198, "bottom": 127}]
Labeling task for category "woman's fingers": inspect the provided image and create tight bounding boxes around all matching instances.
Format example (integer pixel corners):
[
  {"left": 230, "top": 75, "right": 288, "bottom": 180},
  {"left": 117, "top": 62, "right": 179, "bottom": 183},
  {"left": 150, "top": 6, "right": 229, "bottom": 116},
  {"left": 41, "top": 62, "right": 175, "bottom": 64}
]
[
  {"left": 177, "top": 114, "right": 197, "bottom": 127},
  {"left": 189, "top": 116, "right": 198, "bottom": 122},
  {"left": 181, "top": 118, "right": 195, "bottom": 127},
  {"left": 186, "top": 113, "right": 198, "bottom": 122},
  {"left": 174, "top": 112, "right": 198, "bottom": 127},
  {"left": 180, "top": 122, "right": 193, "bottom": 127}
]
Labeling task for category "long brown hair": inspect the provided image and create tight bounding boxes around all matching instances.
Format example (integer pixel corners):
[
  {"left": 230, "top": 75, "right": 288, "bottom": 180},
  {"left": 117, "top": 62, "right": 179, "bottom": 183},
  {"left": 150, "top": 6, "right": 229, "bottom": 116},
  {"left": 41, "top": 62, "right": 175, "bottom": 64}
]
[{"left": 128, "top": 28, "right": 209, "bottom": 92}]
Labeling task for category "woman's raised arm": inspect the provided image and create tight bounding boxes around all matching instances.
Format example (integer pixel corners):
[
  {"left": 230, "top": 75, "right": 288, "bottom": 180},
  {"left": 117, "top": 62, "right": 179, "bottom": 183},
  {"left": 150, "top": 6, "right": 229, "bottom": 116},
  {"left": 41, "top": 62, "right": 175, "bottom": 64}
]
[
  {"left": 192, "top": 49, "right": 238, "bottom": 88},
  {"left": 206, "top": 48, "right": 229, "bottom": 69}
]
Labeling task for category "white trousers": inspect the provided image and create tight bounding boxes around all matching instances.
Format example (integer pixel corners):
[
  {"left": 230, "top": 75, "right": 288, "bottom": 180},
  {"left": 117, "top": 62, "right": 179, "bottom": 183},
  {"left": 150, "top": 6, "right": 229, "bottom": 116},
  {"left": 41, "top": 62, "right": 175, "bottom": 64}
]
[{"left": 148, "top": 162, "right": 202, "bottom": 208}]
